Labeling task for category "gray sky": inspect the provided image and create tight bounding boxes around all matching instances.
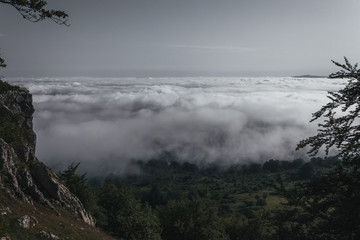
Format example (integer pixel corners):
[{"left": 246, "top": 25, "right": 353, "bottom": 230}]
[{"left": 1, "top": 0, "right": 360, "bottom": 77}]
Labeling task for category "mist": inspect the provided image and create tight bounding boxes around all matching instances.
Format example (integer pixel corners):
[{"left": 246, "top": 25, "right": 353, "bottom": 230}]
[{"left": 9, "top": 77, "right": 346, "bottom": 174}]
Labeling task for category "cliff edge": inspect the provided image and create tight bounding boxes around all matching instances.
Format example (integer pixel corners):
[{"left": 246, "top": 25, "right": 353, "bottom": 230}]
[{"left": 0, "top": 81, "right": 95, "bottom": 226}]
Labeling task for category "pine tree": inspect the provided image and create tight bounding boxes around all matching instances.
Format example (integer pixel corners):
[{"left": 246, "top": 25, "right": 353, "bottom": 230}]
[
  {"left": 297, "top": 57, "right": 360, "bottom": 168},
  {"left": 284, "top": 58, "right": 360, "bottom": 239}
]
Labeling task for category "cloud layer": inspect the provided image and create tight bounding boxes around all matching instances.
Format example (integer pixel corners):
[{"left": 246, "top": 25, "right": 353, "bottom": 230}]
[{"left": 9, "top": 77, "right": 346, "bottom": 174}]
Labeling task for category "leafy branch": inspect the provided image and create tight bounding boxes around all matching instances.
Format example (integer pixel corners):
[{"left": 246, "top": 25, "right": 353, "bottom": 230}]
[
  {"left": 297, "top": 57, "right": 360, "bottom": 167},
  {"left": 0, "top": 0, "right": 69, "bottom": 26}
]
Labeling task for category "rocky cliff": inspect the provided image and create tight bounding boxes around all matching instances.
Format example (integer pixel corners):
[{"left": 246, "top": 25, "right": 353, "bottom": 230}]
[{"left": 0, "top": 81, "right": 95, "bottom": 226}]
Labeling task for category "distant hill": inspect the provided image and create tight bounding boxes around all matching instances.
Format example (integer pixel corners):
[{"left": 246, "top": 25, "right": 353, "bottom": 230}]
[{"left": 292, "top": 75, "right": 328, "bottom": 78}]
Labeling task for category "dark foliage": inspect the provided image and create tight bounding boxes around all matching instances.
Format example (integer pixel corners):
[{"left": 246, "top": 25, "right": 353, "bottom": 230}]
[
  {"left": 158, "top": 197, "right": 229, "bottom": 240},
  {"left": 296, "top": 162, "right": 314, "bottom": 180},
  {"left": 298, "top": 57, "right": 360, "bottom": 167},
  {"left": 58, "top": 163, "right": 97, "bottom": 214},
  {"left": 97, "top": 181, "right": 161, "bottom": 240},
  {"left": 275, "top": 166, "right": 360, "bottom": 240},
  {"left": 224, "top": 212, "right": 269, "bottom": 240},
  {"left": 61, "top": 155, "right": 339, "bottom": 240},
  {"left": 300, "top": 167, "right": 360, "bottom": 239},
  {"left": 0, "top": 0, "right": 68, "bottom": 25},
  {"left": 0, "top": 80, "right": 20, "bottom": 93},
  {"left": 282, "top": 58, "right": 360, "bottom": 239},
  {"left": 0, "top": 55, "right": 6, "bottom": 69},
  {"left": 263, "top": 159, "right": 280, "bottom": 173}
]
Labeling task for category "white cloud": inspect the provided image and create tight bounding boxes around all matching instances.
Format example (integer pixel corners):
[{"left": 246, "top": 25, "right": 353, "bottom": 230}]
[
  {"left": 9, "top": 77, "right": 347, "bottom": 174},
  {"left": 161, "top": 44, "right": 254, "bottom": 52}
]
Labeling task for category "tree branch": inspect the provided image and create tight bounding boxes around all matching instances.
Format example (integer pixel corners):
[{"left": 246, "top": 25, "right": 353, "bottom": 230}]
[
  {"left": 0, "top": 0, "right": 69, "bottom": 26},
  {"left": 297, "top": 57, "right": 360, "bottom": 167}
]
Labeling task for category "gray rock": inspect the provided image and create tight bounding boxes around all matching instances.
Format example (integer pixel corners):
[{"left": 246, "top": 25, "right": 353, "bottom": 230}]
[
  {"left": 0, "top": 237, "right": 11, "bottom": 240},
  {"left": 17, "top": 215, "right": 37, "bottom": 229},
  {"left": 0, "top": 139, "right": 30, "bottom": 202},
  {"left": 0, "top": 206, "right": 11, "bottom": 215},
  {"left": 0, "top": 89, "right": 36, "bottom": 164},
  {"left": 0, "top": 87, "right": 95, "bottom": 226},
  {"left": 39, "top": 230, "right": 60, "bottom": 240}
]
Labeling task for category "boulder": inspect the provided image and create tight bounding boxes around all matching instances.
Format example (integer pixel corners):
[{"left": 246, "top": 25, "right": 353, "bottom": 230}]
[
  {"left": 39, "top": 231, "right": 60, "bottom": 240},
  {"left": 17, "top": 215, "right": 37, "bottom": 229}
]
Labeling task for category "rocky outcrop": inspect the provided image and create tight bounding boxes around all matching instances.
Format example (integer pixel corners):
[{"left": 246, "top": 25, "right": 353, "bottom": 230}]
[
  {"left": 39, "top": 231, "right": 60, "bottom": 240},
  {"left": 17, "top": 215, "right": 38, "bottom": 229},
  {"left": 0, "top": 206, "right": 11, "bottom": 216},
  {"left": 0, "top": 85, "right": 95, "bottom": 226},
  {"left": 0, "top": 237, "right": 11, "bottom": 240}
]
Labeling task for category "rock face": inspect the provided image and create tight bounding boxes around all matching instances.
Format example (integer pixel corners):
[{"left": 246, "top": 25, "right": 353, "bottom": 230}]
[{"left": 0, "top": 84, "right": 95, "bottom": 226}]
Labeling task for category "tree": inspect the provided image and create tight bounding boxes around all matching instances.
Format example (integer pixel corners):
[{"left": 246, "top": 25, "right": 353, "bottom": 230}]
[
  {"left": 283, "top": 57, "right": 360, "bottom": 239},
  {"left": 0, "top": 55, "right": 5, "bottom": 68},
  {"left": 158, "top": 197, "right": 229, "bottom": 240},
  {"left": 296, "top": 162, "right": 314, "bottom": 180},
  {"left": 59, "top": 163, "right": 98, "bottom": 214},
  {"left": 262, "top": 159, "right": 280, "bottom": 173},
  {"left": 224, "top": 212, "right": 270, "bottom": 240},
  {"left": 297, "top": 57, "right": 360, "bottom": 167},
  {"left": 0, "top": 0, "right": 68, "bottom": 70},
  {"left": 97, "top": 181, "right": 161, "bottom": 240}
]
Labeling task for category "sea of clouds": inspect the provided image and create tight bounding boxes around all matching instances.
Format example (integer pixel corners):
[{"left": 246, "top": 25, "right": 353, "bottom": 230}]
[{"left": 8, "top": 77, "right": 346, "bottom": 174}]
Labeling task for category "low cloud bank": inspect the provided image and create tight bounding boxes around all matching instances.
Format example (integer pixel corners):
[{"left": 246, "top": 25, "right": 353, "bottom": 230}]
[{"left": 10, "top": 77, "right": 346, "bottom": 174}]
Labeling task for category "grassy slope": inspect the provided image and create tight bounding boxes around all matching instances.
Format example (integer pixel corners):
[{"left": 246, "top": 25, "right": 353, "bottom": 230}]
[{"left": 0, "top": 189, "right": 119, "bottom": 240}]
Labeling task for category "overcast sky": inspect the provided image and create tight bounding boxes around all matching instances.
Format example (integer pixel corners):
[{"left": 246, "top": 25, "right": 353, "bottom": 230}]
[{"left": 1, "top": 0, "right": 360, "bottom": 77}]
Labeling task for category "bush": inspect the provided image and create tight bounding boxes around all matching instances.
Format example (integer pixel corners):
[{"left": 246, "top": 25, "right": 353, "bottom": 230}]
[
  {"left": 224, "top": 213, "right": 269, "bottom": 240},
  {"left": 59, "top": 163, "right": 97, "bottom": 213},
  {"left": 256, "top": 198, "right": 266, "bottom": 206},
  {"left": 158, "top": 197, "right": 229, "bottom": 240},
  {"left": 296, "top": 162, "right": 314, "bottom": 180},
  {"left": 98, "top": 182, "right": 161, "bottom": 240},
  {"left": 263, "top": 159, "right": 280, "bottom": 172}
]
